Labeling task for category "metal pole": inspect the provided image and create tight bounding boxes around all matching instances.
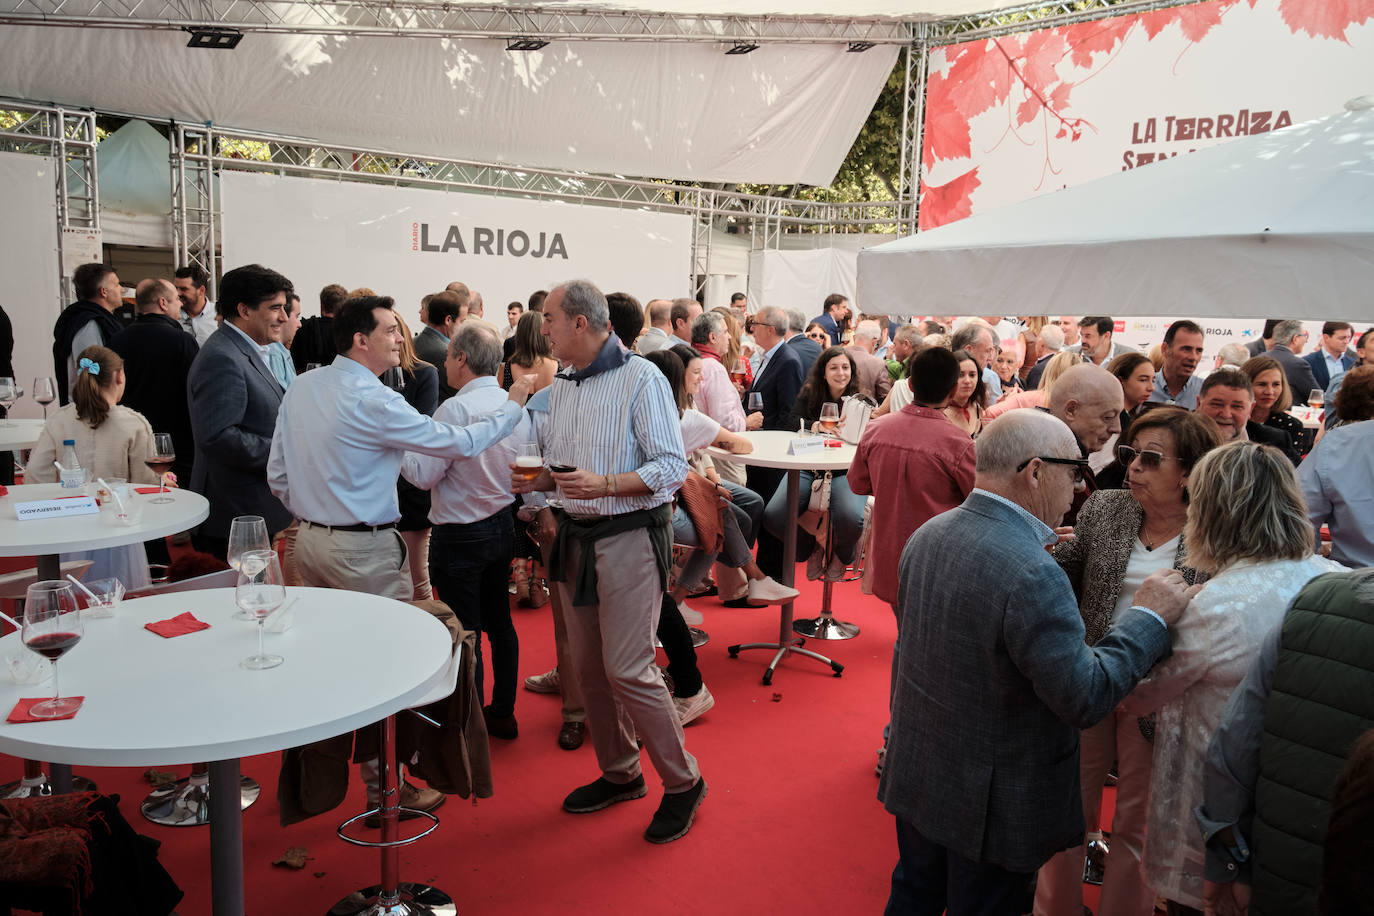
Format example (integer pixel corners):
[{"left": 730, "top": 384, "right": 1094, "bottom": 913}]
[{"left": 208, "top": 758, "right": 245, "bottom": 916}]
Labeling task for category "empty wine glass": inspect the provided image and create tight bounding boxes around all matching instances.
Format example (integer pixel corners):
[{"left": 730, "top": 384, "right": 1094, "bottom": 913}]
[
  {"left": 33, "top": 377, "right": 56, "bottom": 419},
  {"left": 236, "top": 550, "right": 285, "bottom": 670},
  {"left": 819, "top": 402, "right": 840, "bottom": 435},
  {"left": 22, "top": 581, "right": 84, "bottom": 718},
  {"left": 228, "top": 516, "right": 271, "bottom": 620},
  {"left": 146, "top": 433, "right": 176, "bottom": 504},
  {"left": 0, "top": 378, "right": 16, "bottom": 426}
]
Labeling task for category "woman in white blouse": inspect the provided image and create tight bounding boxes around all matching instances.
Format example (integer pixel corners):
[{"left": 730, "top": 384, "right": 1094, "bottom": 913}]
[
  {"left": 27, "top": 346, "right": 160, "bottom": 588},
  {"left": 1119, "top": 439, "right": 1346, "bottom": 914}
]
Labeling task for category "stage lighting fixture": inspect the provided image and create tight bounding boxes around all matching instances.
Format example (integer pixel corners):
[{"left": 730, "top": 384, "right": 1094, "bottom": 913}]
[
  {"left": 847, "top": 41, "right": 876, "bottom": 52},
  {"left": 184, "top": 27, "right": 243, "bottom": 49},
  {"left": 726, "top": 41, "right": 760, "bottom": 55},
  {"left": 506, "top": 37, "right": 550, "bottom": 51}
]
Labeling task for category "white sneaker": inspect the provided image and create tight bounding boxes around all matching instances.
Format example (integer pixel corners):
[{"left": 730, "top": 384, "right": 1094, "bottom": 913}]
[
  {"left": 676, "top": 601, "right": 704, "bottom": 625},
  {"left": 673, "top": 685, "right": 715, "bottom": 726},
  {"left": 746, "top": 575, "right": 800, "bottom": 606},
  {"left": 523, "top": 668, "right": 561, "bottom": 694}
]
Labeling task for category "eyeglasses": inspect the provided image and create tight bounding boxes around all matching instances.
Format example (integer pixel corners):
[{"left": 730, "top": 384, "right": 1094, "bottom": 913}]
[
  {"left": 1015, "top": 455, "right": 1090, "bottom": 484},
  {"left": 1116, "top": 445, "right": 1182, "bottom": 470}
]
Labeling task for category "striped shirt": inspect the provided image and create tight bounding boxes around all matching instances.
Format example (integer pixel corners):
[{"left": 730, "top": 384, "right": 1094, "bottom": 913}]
[{"left": 543, "top": 338, "right": 687, "bottom": 517}]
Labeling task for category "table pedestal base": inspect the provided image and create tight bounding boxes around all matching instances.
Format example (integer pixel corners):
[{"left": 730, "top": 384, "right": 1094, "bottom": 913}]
[
  {"left": 327, "top": 882, "right": 456, "bottom": 916},
  {"left": 141, "top": 770, "right": 260, "bottom": 827},
  {"left": 1, "top": 759, "right": 96, "bottom": 798}
]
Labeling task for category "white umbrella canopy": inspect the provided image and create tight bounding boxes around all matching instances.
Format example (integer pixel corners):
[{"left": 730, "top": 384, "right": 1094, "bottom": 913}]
[{"left": 858, "top": 102, "right": 1374, "bottom": 319}]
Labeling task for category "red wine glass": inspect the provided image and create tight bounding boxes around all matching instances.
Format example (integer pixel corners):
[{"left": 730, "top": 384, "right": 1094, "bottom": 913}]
[
  {"left": 22, "top": 581, "right": 83, "bottom": 718},
  {"left": 147, "top": 433, "right": 176, "bottom": 504}
]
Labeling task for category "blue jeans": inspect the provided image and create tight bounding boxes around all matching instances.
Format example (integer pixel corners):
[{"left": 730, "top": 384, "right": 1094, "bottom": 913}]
[
  {"left": 885, "top": 818, "right": 1034, "bottom": 916},
  {"left": 429, "top": 509, "right": 517, "bottom": 717},
  {"left": 672, "top": 481, "right": 764, "bottom": 589},
  {"left": 762, "top": 470, "right": 865, "bottom": 565}
]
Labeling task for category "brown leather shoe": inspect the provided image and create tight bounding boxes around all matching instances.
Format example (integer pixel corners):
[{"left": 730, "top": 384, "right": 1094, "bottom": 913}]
[
  {"left": 364, "top": 781, "right": 445, "bottom": 828},
  {"left": 558, "top": 721, "right": 585, "bottom": 750}
]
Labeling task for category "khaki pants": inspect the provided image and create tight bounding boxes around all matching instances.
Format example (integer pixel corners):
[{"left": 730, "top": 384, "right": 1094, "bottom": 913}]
[
  {"left": 537, "top": 535, "right": 585, "bottom": 724},
  {"left": 1033, "top": 705, "right": 1156, "bottom": 916},
  {"left": 400, "top": 528, "right": 433, "bottom": 601},
  {"left": 555, "top": 527, "right": 698, "bottom": 793},
  {"left": 295, "top": 523, "right": 413, "bottom": 601},
  {"left": 273, "top": 521, "right": 303, "bottom": 587}
]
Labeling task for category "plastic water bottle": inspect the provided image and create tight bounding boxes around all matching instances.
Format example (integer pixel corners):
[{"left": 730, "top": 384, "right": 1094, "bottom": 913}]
[{"left": 59, "top": 439, "right": 86, "bottom": 489}]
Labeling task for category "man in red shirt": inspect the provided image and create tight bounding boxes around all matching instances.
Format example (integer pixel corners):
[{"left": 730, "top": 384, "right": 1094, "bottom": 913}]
[
  {"left": 850, "top": 347, "right": 977, "bottom": 777},
  {"left": 850, "top": 347, "right": 977, "bottom": 611}
]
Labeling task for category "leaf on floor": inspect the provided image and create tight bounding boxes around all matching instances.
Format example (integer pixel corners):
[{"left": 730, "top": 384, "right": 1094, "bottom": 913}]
[
  {"left": 143, "top": 769, "right": 177, "bottom": 787},
  {"left": 271, "top": 846, "right": 311, "bottom": 869}
]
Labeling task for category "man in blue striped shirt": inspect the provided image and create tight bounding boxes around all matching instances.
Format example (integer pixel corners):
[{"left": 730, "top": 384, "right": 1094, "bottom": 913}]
[{"left": 511, "top": 279, "right": 706, "bottom": 844}]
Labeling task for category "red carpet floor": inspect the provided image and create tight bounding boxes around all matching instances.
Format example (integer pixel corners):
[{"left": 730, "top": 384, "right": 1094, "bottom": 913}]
[{"left": 3, "top": 568, "right": 907, "bottom": 915}]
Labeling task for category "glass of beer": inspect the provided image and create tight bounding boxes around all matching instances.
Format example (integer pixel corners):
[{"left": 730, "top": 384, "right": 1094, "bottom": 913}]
[
  {"left": 819, "top": 402, "right": 840, "bottom": 435},
  {"left": 1308, "top": 388, "right": 1325, "bottom": 411},
  {"left": 515, "top": 443, "right": 544, "bottom": 483}
]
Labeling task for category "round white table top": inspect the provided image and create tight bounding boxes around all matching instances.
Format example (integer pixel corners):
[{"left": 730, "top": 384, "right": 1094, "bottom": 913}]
[
  {"left": 0, "top": 587, "right": 453, "bottom": 766},
  {"left": 706, "top": 429, "right": 856, "bottom": 471},
  {"left": 0, "top": 483, "right": 208, "bottom": 557},
  {"left": 0, "top": 419, "right": 47, "bottom": 451}
]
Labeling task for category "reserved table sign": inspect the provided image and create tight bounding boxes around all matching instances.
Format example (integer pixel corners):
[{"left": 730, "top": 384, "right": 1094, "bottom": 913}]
[
  {"left": 14, "top": 496, "right": 99, "bottom": 521},
  {"left": 788, "top": 436, "right": 828, "bottom": 456}
]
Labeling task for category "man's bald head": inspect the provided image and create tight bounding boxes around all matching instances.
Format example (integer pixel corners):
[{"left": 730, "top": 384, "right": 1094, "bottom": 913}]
[
  {"left": 1047, "top": 363, "right": 1124, "bottom": 454},
  {"left": 135, "top": 277, "right": 180, "bottom": 318},
  {"left": 976, "top": 409, "right": 1083, "bottom": 527}
]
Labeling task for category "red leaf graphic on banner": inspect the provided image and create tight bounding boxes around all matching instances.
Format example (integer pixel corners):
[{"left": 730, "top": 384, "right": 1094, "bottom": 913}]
[
  {"left": 946, "top": 39, "right": 1014, "bottom": 119},
  {"left": 1278, "top": 0, "right": 1374, "bottom": 40},
  {"left": 1067, "top": 16, "right": 1137, "bottom": 68},
  {"left": 1016, "top": 92, "right": 1042, "bottom": 127},
  {"left": 1174, "top": 3, "right": 1227, "bottom": 42},
  {"left": 1048, "top": 81, "right": 1074, "bottom": 114},
  {"left": 1020, "top": 28, "right": 1067, "bottom": 89},
  {"left": 922, "top": 72, "right": 972, "bottom": 169},
  {"left": 1137, "top": 7, "right": 1179, "bottom": 40},
  {"left": 920, "top": 167, "right": 982, "bottom": 230}
]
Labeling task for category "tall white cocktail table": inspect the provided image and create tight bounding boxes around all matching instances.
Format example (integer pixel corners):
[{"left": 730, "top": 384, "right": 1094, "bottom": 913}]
[
  {"left": 0, "top": 419, "right": 47, "bottom": 452},
  {"left": 708, "top": 430, "right": 857, "bottom": 684},
  {"left": 0, "top": 587, "right": 454, "bottom": 916}
]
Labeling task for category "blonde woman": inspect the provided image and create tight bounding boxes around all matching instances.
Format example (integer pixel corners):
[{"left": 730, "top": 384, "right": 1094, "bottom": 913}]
[
  {"left": 27, "top": 346, "right": 159, "bottom": 588},
  {"left": 984, "top": 349, "right": 1084, "bottom": 419},
  {"left": 1118, "top": 441, "right": 1345, "bottom": 913}
]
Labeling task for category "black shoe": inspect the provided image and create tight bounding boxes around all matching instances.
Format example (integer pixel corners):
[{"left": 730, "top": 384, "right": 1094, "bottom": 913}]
[
  {"left": 483, "top": 706, "right": 518, "bottom": 740},
  {"left": 557, "top": 721, "right": 585, "bottom": 751},
  {"left": 721, "top": 597, "right": 754, "bottom": 609},
  {"left": 644, "top": 777, "right": 707, "bottom": 844},
  {"left": 563, "top": 775, "right": 647, "bottom": 813}
]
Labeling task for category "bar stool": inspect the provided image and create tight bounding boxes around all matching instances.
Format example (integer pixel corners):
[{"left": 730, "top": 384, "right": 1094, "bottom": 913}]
[
  {"left": 793, "top": 484, "right": 861, "bottom": 642},
  {"left": 125, "top": 567, "right": 263, "bottom": 826},
  {"left": 0, "top": 560, "right": 98, "bottom": 799},
  {"left": 328, "top": 642, "right": 463, "bottom": 916}
]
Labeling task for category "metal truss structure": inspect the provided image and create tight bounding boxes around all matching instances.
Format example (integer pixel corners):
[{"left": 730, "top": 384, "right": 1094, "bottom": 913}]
[
  {"left": 0, "top": 100, "right": 98, "bottom": 301},
  {"left": 0, "top": 0, "right": 914, "bottom": 44}
]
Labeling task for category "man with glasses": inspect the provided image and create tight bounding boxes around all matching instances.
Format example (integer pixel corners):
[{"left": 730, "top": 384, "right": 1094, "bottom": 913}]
[{"left": 881, "top": 409, "right": 1197, "bottom": 916}]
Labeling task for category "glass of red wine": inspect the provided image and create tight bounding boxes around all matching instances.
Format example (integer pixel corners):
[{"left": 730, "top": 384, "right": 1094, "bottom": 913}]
[
  {"left": 22, "top": 581, "right": 83, "bottom": 718},
  {"left": 147, "top": 433, "right": 176, "bottom": 504}
]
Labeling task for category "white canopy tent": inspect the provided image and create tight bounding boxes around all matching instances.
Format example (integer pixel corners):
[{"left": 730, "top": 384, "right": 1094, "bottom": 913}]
[{"left": 858, "top": 103, "right": 1374, "bottom": 320}]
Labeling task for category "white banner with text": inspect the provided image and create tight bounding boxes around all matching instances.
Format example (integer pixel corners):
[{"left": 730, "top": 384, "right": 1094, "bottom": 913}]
[{"left": 220, "top": 172, "right": 694, "bottom": 321}]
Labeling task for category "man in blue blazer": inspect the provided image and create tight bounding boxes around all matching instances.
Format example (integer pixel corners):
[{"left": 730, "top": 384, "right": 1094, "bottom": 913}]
[
  {"left": 879, "top": 410, "right": 1198, "bottom": 915},
  {"left": 784, "top": 308, "right": 823, "bottom": 374},
  {"left": 1304, "top": 320, "right": 1355, "bottom": 390},
  {"left": 187, "top": 264, "right": 295, "bottom": 559},
  {"left": 742, "top": 306, "right": 805, "bottom": 432}
]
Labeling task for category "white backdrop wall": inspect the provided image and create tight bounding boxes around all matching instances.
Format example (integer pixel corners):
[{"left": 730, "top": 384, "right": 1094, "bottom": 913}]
[
  {"left": 1, "top": 151, "right": 62, "bottom": 420},
  {"left": 220, "top": 172, "right": 693, "bottom": 319}
]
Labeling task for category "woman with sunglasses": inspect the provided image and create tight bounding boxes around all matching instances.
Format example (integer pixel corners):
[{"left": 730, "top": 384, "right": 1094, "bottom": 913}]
[{"left": 1033, "top": 406, "right": 1222, "bottom": 916}]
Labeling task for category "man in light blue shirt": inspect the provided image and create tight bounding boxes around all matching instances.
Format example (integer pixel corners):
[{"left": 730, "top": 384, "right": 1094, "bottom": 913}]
[
  {"left": 1147, "top": 320, "right": 1206, "bottom": 410},
  {"left": 267, "top": 295, "right": 530, "bottom": 602},
  {"left": 266, "top": 291, "right": 300, "bottom": 390},
  {"left": 402, "top": 322, "right": 532, "bottom": 739}
]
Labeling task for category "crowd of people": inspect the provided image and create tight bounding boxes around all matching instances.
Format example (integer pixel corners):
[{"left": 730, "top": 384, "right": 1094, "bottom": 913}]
[{"left": 40, "top": 264, "right": 1374, "bottom": 909}]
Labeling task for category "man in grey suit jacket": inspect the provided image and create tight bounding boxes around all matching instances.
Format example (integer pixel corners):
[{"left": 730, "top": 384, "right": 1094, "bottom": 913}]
[
  {"left": 784, "top": 308, "right": 822, "bottom": 373},
  {"left": 187, "top": 264, "right": 295, "bottom": 559},
  {"left": 1267, "top": 319, "right": 1320, "bottom": 401},
  {"left": 879, "top": 410, "right": 1197, "bottom": 915}
]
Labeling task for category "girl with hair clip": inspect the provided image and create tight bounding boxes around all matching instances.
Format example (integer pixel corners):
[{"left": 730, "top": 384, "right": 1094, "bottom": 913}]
[{"left": 27, "top": 346, "right": 160, "bottom": 588}]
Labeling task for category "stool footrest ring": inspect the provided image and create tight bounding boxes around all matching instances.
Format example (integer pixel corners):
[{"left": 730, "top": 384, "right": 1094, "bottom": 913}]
[{"left": 336, "top": 807, "right": 440, "bottom": 848}]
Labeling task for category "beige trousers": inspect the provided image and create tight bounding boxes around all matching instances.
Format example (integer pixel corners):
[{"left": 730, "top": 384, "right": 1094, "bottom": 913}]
[{"left": 295, "top": 523, "right": 413, "bottom": 601}]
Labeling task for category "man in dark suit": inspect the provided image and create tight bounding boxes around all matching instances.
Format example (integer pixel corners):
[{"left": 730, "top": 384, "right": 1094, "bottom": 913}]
[
  {"left": 187, "top": 264, "right": 295, "bottom": 559},
  {"left": 880, "top": 409, "right": 1195, "bottom": 914},
  {"left": 809, "top": 293, "right": 848, "bottom": 347},
  {"left": 1304, "top": 320, "right": 1355, "bottom": 390},
  {"left": 1267, "top": 319, "right": 1320, "bottom": 400},
  {"left": 289, "top": 283, "right": 347, "bottom": 373},
  {"left": 1197, "top": 367, "right": 1301, "bottom": 464},
  {"left": 414, "top": 289, "right": 464, "bottom": 401},
  {"left": 783, "top": 308, "right": 822, "bottom": 374},
  {"left": 109, "top": 278, "right": 199, "bottom": 486},
  {"left": 742, "top": 306, "right": 804, "bottom": 432},
  {"left": 1245, "top": 319, "right": 1280, "bottom": 357}
]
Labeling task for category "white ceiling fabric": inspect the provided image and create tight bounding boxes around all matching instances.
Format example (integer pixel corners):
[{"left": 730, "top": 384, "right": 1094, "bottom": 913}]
[
  {"left": 0, "top": 26, "right": 898, "bottom": 186},
  {"left": 525, "top": 1, "right": 991, "bottom": 15},
  {"left": 857, "top": 105, "right": 1374, "bottom": 319}
]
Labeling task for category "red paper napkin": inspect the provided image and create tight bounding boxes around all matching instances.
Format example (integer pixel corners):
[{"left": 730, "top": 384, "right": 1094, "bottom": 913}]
[
  {"left": 134, "top": 486, "right": 164, "bottom": 495},
  {"left": 8, "top": 696, "right": 85, "bottom": 722},
  {"left": 145, "top": 612, "right": 210, "bottom": 638}
]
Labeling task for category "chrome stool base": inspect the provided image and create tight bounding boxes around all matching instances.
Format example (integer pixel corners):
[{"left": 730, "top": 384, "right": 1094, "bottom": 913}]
[
  {"left": 689, "top": 626, "right": 709, "bottom": 648},
  {"left": 328, "top": 882, "right": 456, "bottom": 916},
  {"left": 141, "top": 774, "right": 260, "bottom": 827},
  {"left": 792, "top": 615, "right": 859, "bottom": 640},
  {"left": 1, "top": 774, "right": 97, "bottom": 798}
]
